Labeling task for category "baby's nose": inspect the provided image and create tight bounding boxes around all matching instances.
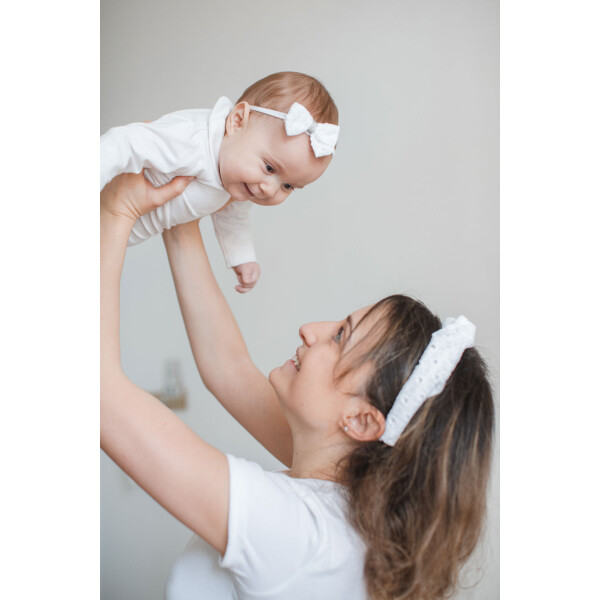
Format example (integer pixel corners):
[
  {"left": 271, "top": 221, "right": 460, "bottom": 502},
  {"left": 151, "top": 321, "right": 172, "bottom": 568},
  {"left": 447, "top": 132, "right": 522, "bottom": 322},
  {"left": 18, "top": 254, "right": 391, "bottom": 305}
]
[{"left": 260, "top": 178, "right": 279, "bottom": 200}]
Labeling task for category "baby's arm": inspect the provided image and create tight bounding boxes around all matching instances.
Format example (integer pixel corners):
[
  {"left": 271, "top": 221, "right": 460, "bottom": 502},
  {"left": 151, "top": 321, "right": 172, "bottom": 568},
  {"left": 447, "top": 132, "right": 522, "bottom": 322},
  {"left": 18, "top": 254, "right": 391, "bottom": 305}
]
[
  {"left": 100, "top": 111, "right": 203, "bottom": 191},
  {"left": 211, "top": 201, "right": 261, "bottom": 293},
  {"left": 102, "top": 111, "right": 232, "bottom": 245}
]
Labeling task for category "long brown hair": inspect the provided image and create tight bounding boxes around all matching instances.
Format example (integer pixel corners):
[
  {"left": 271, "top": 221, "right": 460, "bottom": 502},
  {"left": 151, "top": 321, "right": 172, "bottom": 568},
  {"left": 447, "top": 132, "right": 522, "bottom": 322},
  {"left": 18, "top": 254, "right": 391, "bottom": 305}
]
[{"left": 339, "top": 295, "right": 495, "bottom": 600}]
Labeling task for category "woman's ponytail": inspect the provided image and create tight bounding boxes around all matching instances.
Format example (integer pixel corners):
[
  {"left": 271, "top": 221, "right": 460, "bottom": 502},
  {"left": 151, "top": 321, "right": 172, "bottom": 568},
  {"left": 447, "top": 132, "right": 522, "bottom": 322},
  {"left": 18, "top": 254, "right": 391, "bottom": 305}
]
[{"left": 339, "top": 297, "right": 495, "bottom": 600}]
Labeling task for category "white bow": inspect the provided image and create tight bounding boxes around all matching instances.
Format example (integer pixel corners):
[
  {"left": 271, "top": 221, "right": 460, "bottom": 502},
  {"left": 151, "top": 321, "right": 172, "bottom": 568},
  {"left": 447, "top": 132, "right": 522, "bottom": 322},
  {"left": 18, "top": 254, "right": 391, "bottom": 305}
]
[
  {"left": 249, "top": 102, "right": 339, "bottom": 158},
  {"left": 284, "top": 103, "right": 339, "bottom": 157}
]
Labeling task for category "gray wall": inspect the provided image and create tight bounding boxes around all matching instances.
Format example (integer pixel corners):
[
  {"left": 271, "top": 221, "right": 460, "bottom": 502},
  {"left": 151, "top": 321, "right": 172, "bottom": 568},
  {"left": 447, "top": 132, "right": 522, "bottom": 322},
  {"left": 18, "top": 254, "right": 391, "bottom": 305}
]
[{"left": 101, "top": 1, "right": 499, "bottom": 598}]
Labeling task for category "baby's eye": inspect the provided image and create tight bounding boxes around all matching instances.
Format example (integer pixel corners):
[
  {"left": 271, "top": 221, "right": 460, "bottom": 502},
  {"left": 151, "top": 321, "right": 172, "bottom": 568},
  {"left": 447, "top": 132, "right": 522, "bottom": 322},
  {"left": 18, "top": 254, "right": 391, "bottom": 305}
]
[
  {"left": 282, "top": 183, "right": 294, "bottom": 192},
  {"left": 265, "top": 163, "right": 275, "bottom": 174},
  {"left": 333, "top": 326, "right": 344, "bottom": 343}
]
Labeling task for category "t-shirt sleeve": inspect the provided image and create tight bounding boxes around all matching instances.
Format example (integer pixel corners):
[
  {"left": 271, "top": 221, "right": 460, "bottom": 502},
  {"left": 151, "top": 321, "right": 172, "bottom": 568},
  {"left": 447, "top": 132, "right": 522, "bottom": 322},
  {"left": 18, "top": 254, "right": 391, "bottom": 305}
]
[{"left": 221, "top": 454, "right": 326, "bottom": 594}]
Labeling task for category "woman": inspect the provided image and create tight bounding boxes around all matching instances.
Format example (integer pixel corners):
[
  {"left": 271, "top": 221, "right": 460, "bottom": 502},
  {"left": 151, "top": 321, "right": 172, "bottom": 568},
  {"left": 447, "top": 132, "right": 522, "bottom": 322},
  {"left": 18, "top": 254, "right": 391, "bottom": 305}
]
[{"left": 101, "top": 173, "right": 495, "bottom": 600}]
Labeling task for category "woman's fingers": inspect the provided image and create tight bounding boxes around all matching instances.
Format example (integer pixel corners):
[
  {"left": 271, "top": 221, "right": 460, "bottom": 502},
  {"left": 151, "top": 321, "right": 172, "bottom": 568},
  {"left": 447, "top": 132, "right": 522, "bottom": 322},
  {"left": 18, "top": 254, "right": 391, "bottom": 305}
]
[
  {"left": 146, "top": 176, "right": 195, "bottom": 212},
  {"left": 101, "top": 173, "right": 195, "bottom": 223}
]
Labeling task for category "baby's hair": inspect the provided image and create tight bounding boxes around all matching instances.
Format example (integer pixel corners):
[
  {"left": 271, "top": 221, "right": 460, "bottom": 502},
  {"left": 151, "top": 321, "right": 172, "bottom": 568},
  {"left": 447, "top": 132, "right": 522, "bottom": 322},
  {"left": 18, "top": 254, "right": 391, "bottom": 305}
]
[{"left": 237, "top": 71, "right": 338, "bottom": 125}]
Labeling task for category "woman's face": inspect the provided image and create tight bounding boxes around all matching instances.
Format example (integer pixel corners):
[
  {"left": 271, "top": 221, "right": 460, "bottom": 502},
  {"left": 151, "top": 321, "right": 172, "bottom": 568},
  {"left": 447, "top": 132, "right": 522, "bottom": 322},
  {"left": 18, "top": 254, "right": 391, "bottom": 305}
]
[{"left": 269, "top": 305, "right": 377, "bottom": 431}]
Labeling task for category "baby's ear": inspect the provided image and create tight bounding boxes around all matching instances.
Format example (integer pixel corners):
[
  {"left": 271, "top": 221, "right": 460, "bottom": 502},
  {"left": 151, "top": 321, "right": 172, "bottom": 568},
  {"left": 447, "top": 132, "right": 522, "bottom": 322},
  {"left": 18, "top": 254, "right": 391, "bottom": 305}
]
[{"left": 225, "top": 102, "right": 250, "bottom": 135}]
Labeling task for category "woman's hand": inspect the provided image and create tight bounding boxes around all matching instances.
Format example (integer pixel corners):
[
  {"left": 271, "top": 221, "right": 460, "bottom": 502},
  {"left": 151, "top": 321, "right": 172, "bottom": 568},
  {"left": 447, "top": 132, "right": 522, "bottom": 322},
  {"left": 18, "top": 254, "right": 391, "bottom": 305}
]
[{"left": 101, "top": 172, "right": 194, "bottom": 225}]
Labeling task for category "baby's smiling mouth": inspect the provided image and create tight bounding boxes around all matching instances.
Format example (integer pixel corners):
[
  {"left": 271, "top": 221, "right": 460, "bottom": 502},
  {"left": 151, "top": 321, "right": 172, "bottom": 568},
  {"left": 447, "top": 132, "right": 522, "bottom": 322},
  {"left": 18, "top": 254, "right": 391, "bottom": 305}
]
[
  {"left": 292, "top": 354, "right": 300, "bottom": 371},
  {"left": 243, "top": 183, "right": 255, "bottom": 198}
]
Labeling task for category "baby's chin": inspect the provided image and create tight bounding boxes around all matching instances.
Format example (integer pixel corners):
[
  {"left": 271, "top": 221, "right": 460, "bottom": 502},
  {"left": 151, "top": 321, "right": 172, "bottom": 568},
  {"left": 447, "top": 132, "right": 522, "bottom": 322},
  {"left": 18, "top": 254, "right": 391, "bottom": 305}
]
[{"left": 249, "top": 198, "right": 272, "bottom": 207}]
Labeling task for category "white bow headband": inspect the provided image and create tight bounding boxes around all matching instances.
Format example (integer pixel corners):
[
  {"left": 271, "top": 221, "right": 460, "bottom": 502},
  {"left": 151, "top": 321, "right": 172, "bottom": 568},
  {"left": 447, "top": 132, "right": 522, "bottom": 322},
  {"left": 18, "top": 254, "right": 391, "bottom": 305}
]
[
  {"left": 380, "top": 315, "right": 476, "bottom": 446},
  {"left": 249, "top": 102, "right": 339, "bottom": 158}
]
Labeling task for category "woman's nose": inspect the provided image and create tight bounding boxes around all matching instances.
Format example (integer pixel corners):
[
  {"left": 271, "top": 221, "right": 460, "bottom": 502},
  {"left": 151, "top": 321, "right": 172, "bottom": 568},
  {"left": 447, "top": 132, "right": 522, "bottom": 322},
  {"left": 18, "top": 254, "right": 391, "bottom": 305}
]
[
  {"left": 299, "top": 323, "right": 317, "bottom": 346},
  {"left": 299, "top": 321, "right": 333, "bottom": 346}
]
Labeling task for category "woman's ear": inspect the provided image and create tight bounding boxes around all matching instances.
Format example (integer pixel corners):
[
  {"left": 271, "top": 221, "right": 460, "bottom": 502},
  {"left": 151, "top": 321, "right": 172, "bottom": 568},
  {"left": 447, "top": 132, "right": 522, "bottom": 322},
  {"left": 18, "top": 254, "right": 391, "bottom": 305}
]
[
  {"left": 225, "top": 101, "right": 250, "bottom": 136},
  {"left": 341, "top": 397, "right": 386, "bottom": 443}
]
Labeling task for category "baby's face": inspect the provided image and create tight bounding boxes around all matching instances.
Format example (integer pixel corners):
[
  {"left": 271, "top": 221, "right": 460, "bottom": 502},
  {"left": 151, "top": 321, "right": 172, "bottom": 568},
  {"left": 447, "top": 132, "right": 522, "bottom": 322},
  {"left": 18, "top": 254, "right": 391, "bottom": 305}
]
[{"left": 219, "top": 105, "right": 331, "bottom": 206}]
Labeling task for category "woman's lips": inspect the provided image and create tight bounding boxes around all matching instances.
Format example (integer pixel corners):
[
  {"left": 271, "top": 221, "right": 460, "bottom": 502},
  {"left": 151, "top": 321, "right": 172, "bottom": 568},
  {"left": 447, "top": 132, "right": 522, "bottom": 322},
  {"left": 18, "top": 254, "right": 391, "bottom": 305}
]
[{"left": 283, "top": 356, "right": 300, "bottom": 372}]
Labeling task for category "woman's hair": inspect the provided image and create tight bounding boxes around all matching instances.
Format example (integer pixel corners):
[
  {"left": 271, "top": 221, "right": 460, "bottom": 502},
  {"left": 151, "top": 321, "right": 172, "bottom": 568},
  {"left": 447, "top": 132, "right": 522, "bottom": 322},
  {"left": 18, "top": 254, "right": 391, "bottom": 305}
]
[
  {"left": 338, "top": 295, "right": 495, "bottom": 600},
  {"left": 236, "top": 71, "right": 339, "bottom": 125}
]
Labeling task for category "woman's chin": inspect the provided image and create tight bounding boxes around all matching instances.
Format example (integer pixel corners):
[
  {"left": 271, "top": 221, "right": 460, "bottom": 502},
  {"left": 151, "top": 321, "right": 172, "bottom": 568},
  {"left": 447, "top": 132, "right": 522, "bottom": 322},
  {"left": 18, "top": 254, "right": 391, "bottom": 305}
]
[
  {"left": 268, "top": 365, "right": 291, "bottom": 400},
  {"left": 270, "top": 359, "right": 297, "bottom": 380},
  {"left": 268, "top": 366, "right": 281, "bottom": 389}
]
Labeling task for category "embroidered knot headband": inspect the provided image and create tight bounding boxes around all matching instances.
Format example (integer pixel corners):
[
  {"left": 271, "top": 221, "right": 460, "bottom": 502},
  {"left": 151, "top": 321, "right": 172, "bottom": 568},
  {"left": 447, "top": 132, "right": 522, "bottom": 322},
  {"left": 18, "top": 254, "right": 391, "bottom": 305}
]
[
  {"left": 249, "top": 102, "right": 339, "bottom": 158},
  {"left": 380, "top": 315, "right": 476, "bottom": 446}
]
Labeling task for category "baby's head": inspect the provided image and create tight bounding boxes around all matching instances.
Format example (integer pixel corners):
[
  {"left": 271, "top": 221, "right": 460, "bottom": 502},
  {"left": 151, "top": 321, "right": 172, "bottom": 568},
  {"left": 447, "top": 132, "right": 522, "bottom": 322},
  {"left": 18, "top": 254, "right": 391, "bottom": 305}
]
[{"left": 219, "top": 72, "right": 339, "bottom": 206}]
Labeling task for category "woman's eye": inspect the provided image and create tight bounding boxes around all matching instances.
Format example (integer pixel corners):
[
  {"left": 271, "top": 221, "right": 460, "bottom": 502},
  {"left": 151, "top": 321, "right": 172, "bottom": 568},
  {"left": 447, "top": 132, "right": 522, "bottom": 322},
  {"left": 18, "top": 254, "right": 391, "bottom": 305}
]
[
  {"left": 282, "top": 183, "right": 294, "bottom": 192},
  {"left": 333, "top": 326, "right": 344, "bottom": 343},
  {"left": 265, "top": 163, "right": 275, "bottom": 173}
]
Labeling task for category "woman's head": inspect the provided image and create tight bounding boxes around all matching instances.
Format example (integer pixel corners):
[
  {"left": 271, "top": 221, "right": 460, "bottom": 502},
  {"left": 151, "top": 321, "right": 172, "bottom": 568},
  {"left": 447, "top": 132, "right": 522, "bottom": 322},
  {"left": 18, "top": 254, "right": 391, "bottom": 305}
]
[
  {"left": 272, "top": 294, "right": 495, "bottom": 600},
  {"left": 268, "top": 296, "right": 447, "bottom": 441},
  {"left": 268, "top": 303, "right": 388, "bottom": 443}
]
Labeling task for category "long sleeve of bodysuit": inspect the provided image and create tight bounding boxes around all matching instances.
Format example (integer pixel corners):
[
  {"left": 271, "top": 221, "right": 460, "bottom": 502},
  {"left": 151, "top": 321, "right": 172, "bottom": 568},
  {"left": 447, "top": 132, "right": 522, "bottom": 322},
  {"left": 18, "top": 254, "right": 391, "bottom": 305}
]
[
  {"left": 100, "top": 111, "right": 209, "bottom": 191},
  {"left": 100, "top": 107, "right": 257, "bottom": 266},
  {"left": 210, "top": 201, "right": 257, "bottom": 267}
]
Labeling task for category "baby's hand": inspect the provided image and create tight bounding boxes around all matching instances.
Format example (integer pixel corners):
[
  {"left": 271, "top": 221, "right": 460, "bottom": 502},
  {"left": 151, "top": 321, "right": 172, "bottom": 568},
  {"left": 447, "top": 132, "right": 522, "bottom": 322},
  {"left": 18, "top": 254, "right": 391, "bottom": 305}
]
[{"left": 233, "top": 261, "right": 261, "bottom": 294}]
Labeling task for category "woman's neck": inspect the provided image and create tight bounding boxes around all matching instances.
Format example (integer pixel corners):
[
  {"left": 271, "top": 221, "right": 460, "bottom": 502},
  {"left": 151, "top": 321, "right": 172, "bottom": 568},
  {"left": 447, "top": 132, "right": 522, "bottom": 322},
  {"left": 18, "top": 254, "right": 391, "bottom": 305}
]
[{"left": 286, "top": 431, "right": 352, "bottom": 482}]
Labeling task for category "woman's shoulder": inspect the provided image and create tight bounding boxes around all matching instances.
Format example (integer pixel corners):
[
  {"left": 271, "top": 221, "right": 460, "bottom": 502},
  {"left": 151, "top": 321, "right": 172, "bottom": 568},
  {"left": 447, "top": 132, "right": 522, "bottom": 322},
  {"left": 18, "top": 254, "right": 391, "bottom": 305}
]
[
  {"left": 227, "top": 454, "right": 343, "bottom": 504},
  {"left": 225, "top": 454, "right": 362, "bottom": 546},
  {"left": 223, "top": 454, "right": 367, "bottom": 598}
]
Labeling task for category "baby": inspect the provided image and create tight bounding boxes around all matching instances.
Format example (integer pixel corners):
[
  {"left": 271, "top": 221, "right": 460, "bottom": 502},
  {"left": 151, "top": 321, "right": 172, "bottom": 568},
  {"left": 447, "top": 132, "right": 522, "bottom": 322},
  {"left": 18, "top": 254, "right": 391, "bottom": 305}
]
[{"left": 100, "top": 72, "right": 339, "bottom": 293}]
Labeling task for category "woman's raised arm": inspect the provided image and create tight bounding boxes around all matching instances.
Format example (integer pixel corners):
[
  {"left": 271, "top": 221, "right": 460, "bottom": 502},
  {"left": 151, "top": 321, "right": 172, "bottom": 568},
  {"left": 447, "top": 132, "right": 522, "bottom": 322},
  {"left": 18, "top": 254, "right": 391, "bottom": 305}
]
[
  {"left": 100, "top": 174, "right": 230, "bottom": 555},
  {"left": 163, "top": 221, "right": 293, "bottom": 467}
]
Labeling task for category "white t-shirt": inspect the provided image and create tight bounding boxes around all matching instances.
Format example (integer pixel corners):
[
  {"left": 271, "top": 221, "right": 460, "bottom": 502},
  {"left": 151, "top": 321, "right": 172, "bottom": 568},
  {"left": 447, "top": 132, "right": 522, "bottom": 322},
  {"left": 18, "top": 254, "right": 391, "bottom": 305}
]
[
  {"left": 100, "top": 97, "right": 256, "bottom": 268},
  {"left": 165, "top": 454, "right": 368, "bottom": 600}
]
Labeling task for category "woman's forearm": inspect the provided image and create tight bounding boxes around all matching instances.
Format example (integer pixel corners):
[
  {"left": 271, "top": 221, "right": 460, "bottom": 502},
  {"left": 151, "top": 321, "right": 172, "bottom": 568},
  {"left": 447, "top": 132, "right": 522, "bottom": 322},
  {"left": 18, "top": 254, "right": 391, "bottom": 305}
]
[
  {"left": 100, "top": 209, "right": 132, "bottom": 376},
  {"left": 100, "top": 220, "right": 230, "bottom": 555},
  {"left": 163, "top": 222, "right": 293, "bottom": 465},
  {"left": 163, "top": 221, "right": 251, "bottom": 389}
]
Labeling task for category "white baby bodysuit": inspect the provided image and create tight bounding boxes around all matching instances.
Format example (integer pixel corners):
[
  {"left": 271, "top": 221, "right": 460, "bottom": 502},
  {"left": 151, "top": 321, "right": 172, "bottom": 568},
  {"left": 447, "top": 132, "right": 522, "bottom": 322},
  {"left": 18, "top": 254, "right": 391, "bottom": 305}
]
[{"left": 100, "top": 96, "right": 256, "bottom": 268}]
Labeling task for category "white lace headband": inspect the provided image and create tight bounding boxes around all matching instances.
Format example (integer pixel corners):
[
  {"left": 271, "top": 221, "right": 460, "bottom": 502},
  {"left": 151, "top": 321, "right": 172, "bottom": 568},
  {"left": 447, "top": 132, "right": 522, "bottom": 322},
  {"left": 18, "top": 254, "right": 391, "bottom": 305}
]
[
  {"left": 249, "top": 102, "right": 339, "bottom": 158},
  {"left": 380, "top": 315, "right": 476, "bottom": 446}
]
